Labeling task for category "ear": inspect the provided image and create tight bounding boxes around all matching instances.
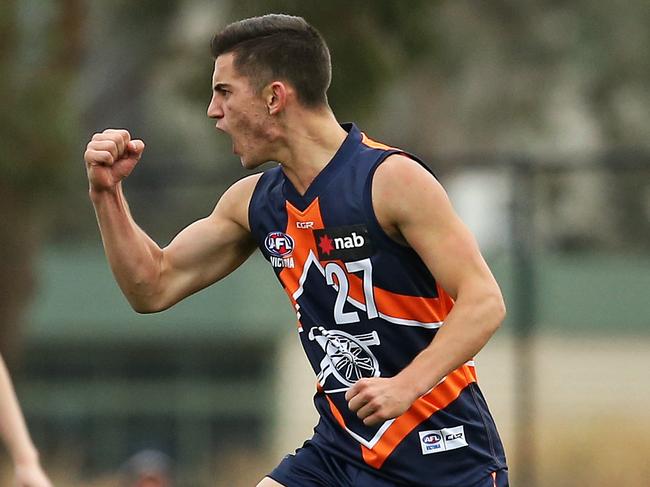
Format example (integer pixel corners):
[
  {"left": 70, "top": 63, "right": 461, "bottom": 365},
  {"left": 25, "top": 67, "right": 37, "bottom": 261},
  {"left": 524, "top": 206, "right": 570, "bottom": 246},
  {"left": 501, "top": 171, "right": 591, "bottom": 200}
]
[{"left": 264, "top": 81, "right": 288, "bottom": 115}]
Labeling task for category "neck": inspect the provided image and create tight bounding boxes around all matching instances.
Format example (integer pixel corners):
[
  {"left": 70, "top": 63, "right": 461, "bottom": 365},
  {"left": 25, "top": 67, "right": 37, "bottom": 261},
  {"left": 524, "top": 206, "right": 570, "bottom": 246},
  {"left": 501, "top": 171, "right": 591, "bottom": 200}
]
[{"left": 274, "top": 107, "right": 347, "bottom": 195}]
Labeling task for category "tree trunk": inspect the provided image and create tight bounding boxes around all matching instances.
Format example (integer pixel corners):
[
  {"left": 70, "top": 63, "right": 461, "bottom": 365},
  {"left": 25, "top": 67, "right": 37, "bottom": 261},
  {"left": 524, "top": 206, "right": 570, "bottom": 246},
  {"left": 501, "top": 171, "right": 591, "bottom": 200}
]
[
  {"left": 0, "top": 0, "right": 83, "bottom": 362},
  {"left": 0, "top": 184, "right": 38, "bottom": 362}
]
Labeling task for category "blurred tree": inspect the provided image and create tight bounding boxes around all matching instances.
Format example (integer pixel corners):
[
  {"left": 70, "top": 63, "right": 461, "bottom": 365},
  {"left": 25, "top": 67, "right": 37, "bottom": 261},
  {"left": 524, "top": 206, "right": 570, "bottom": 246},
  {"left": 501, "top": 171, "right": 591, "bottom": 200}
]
[{"left": 0, "top": 0, "right": 83, "bottom": 359}]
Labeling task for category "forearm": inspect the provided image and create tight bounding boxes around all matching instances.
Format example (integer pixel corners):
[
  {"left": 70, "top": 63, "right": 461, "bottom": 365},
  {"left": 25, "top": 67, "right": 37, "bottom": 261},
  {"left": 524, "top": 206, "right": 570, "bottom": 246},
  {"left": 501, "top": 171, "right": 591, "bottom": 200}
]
[
  {"left": 0, "top": 358, "right": 39, "bottom": 466},
  {"left": 397, "top": 289, "right": 505, "bottom": 397},
  {"left": 90, "top": 184, "right": 164, "bottom": 311}
]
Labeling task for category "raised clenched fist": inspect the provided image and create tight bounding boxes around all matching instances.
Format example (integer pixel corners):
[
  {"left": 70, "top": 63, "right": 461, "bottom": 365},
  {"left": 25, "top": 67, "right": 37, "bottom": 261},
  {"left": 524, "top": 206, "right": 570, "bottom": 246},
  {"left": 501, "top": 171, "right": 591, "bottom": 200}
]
[{"left": 84, "top": 129, "right": 145, "bottom": 193}]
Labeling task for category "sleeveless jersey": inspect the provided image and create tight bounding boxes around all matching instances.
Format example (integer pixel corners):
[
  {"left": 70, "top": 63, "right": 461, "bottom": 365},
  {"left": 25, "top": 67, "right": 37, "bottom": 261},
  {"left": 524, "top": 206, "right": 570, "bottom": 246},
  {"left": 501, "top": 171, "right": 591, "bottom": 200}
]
[{"left": 248, "top": 123, "right": 507, "bottom": 487}]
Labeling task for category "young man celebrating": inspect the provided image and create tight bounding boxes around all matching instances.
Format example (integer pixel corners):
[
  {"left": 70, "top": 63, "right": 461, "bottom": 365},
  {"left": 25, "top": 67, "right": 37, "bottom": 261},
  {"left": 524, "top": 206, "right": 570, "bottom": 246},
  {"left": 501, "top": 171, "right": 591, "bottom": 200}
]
[{"left": 84, "top": 14, "right": 508, "bottom": 487}]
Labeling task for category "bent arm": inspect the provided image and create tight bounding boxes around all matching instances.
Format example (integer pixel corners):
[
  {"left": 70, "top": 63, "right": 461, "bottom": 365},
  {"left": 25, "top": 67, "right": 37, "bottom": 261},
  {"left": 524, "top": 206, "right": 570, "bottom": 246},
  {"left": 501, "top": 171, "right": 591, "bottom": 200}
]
[
  {"left": 374, "top": 155, "right": 506, "bottom": 396},
  {"left": 90, "top": 175, "right": 260, "bottom": 312}
]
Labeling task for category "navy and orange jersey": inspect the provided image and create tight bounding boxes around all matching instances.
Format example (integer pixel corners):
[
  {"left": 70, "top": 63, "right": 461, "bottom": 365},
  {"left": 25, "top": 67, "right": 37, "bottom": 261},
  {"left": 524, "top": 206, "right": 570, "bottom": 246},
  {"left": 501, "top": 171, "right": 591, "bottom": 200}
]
[{"left": 248, "top": 124, "right": 506, "bottom": 486}]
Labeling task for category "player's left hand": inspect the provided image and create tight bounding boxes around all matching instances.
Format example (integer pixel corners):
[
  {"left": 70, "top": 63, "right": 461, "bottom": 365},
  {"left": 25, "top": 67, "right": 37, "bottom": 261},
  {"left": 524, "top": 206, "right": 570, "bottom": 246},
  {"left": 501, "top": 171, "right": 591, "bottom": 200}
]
[{"left": 345, "top": 376, "right": 420, "bottom": 426}]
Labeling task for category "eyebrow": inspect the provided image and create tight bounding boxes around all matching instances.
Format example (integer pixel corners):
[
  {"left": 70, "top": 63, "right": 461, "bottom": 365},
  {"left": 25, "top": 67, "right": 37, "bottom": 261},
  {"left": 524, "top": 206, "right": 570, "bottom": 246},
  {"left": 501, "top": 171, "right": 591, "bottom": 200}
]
[{"left": 213, "top": 82, "right": 232, "bottom": 92}]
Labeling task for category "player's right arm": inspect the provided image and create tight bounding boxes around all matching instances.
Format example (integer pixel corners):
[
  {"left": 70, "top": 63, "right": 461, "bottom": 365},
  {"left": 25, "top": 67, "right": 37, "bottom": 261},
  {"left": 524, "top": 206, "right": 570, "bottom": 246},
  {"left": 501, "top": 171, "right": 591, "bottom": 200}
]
[{"left": 85, "top": 129, "right": 259, "bottom": 313}]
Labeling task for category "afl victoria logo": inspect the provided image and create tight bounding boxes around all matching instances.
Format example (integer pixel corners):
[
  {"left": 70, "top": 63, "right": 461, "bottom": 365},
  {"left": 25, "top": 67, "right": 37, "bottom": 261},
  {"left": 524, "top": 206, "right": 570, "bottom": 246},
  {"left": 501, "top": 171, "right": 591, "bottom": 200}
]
[
  {"left": 265, "top": 232, "right": 295, "bottom": 257},
  {"left": 422, "top": 433, "right": 442, "bottom": 445},
  {"left": 419, "top": 426, "right": 468, "bottom": 455}
]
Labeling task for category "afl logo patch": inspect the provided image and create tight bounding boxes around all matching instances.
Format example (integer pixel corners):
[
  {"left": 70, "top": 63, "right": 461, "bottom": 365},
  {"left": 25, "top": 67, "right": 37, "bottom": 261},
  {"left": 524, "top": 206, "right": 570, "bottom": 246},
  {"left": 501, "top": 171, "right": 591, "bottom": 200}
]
[
  {"left": 422, "top": 433, "right": 442, "bottom": 445},
  {"left": 265, "top": 232, "right": 295, "bottom": 258}
]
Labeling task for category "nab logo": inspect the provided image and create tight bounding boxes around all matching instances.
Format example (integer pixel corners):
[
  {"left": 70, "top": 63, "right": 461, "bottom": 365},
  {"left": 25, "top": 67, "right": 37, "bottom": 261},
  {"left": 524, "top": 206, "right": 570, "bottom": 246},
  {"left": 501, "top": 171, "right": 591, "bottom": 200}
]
[
  {"left": 314, "top": 225, "right": 373, "bottom": 261},
  {"left": 332, "top": 232, "right": 365, "bottom": 250}
]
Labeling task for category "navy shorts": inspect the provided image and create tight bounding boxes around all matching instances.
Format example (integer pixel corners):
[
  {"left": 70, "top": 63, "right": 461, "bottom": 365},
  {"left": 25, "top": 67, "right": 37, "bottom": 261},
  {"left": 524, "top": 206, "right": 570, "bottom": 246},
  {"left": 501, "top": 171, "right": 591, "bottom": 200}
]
[{"left": 268, "top": 441, "right": 509, "bottom": 487}]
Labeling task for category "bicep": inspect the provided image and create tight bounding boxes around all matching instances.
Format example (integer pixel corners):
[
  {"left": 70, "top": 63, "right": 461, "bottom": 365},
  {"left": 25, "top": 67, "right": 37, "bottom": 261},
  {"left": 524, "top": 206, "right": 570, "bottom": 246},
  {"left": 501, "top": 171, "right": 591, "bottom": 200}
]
[
  {"left": 405, "top": 205, "right": 491, "bottom": 300},
  {"left": 162, "top": 212, "right": 256, "bottom": 291},
  {"left": 154, "top": 175, "right": 260, "bottom": 308},
  {"left": 373, "top": 156, "right": 496, "bottom": 300}
]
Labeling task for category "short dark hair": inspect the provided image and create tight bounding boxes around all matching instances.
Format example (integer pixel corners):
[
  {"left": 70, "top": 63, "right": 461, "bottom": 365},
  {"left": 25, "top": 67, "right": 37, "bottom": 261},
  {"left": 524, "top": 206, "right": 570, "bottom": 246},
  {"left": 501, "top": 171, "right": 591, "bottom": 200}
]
[{"left": 211, "top": 14, "right": 331, "bottom": 107}]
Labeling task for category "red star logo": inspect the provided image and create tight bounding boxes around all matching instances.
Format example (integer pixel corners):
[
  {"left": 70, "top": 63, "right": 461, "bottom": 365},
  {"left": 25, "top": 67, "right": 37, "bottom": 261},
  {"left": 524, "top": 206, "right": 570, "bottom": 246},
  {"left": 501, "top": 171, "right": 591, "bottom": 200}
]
[{"left": 318, "top": 235, "right": 334, "bottom": 255}]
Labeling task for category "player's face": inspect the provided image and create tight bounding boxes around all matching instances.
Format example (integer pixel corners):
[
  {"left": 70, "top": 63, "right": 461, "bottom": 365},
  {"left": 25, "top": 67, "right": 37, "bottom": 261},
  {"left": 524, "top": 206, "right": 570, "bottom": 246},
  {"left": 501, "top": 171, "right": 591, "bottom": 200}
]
[{"left": 207, "top": 53, "right": 275, "bottom": 169}]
